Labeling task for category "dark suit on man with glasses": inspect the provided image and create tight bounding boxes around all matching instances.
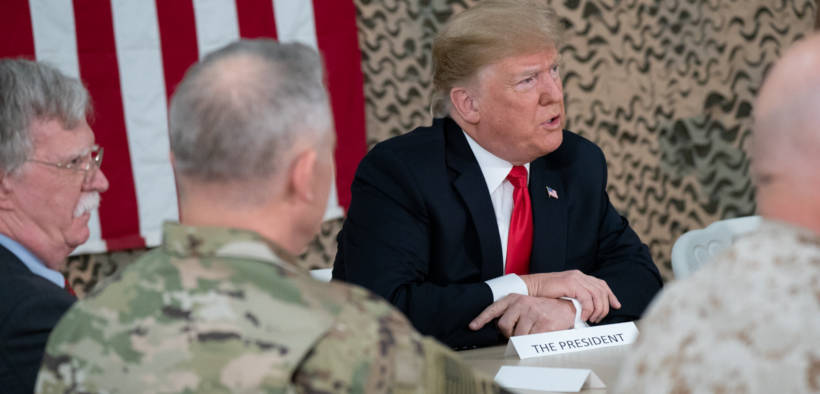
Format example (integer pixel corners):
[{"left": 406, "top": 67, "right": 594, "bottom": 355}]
[{"left": 0, "top": 244, "right": 76, "bottom": 394}]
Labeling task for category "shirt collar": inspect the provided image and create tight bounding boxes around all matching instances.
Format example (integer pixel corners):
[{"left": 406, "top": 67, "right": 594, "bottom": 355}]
[
  {"left": 463, "top": 131, "right": 530, "bottom": 194},
  {"left": 161, "top": 221, "right": 304, "bottom": 272},
  {"left": 0, "top": 233, "right": 65, "bottom": 288}
]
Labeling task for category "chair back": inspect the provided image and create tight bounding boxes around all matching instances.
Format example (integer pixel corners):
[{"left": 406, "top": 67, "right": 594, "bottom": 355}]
[
  {"left": 671, "top": 216, "right": 762, "bottom": 279},
  {"left": 309, "top": 268, "right": 333, "bottom": 282}
]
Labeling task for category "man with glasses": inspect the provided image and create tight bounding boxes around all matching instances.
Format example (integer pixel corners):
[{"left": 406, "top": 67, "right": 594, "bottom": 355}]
[{"left": 0, "top": 58, "right": 109, "bottom": 394}]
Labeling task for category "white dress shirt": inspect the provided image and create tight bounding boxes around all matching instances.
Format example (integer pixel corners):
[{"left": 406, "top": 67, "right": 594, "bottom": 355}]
[
  {"left": 464, "top": 132, "right": 586, "bottom": 328},
  {"left": 463, "top": 132, "right": 532, "bottom": 301}
]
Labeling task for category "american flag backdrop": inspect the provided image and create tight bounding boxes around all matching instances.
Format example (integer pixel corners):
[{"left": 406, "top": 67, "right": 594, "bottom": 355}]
[{"left": 0, "top": 0, "right": 367, "bottom": 254}]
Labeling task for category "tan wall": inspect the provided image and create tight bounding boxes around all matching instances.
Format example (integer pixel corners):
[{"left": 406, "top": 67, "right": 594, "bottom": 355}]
[{"left": 65, "top": 0, "right": 818, "bottom": 296}]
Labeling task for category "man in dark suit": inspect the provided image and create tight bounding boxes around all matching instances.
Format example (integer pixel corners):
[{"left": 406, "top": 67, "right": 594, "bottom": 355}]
[
  {"left": 334, "top": 0, "right": 662, "bottom": 349},
  {"left": 0, "top": 59, "right": 109, "bottom": 393}
]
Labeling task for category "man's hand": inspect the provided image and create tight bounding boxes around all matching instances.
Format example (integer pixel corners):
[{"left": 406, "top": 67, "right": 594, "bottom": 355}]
[
  {"left": 468, "top": 294, "right": 576, "bottom": 337},
  {"left": 520, "top": 270, "right": 621, "bottom": 323}
]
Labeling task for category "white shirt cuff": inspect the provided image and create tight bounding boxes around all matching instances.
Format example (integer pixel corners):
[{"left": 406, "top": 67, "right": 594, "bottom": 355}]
[
  {"left": 561, "top": 297, "right": 589, "bottom": 329},
  {"left": 485, "top": 274, "right": 528, "bottom": 302}
]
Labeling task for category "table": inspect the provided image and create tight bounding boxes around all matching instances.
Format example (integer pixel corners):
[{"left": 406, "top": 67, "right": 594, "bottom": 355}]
[{"left": 460, "top": 343, "right": 632, "bottom": 393}]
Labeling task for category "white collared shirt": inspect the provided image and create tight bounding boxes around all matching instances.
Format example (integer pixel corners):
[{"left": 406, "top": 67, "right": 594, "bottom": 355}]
[
  {"left": 464, "top": 132, "right": 586, "bottom": 329},
  {"left": 463, "top": 132, "right": 531, "bottom": 302}
]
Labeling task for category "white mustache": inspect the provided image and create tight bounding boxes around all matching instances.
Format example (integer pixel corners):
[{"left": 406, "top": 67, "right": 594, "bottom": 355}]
[{"left": 74, "top": 192, "right": 101, "bottom": 218}]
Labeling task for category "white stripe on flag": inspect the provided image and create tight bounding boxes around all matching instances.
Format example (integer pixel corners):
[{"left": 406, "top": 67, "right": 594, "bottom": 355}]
[
  {"left": 323, "top": 168, "right": 344, "bottom": 220},
  {"left": 193, "top": 0, "right": 240, "bottom": 58},
  {"left": 111, "top": 0, "right": 179, "bottom": 247},
  {"left": 28, "top": 0, "right": 80, "bottom": 78},
  {"left": 29, "top": 0, "right": 106, "bottom": 254},
  {"left": 272, "top": 0, "right": 318, "bottom": 49},
  {"left": 272, "top": 0, "right": 343, "bottom": 220}
]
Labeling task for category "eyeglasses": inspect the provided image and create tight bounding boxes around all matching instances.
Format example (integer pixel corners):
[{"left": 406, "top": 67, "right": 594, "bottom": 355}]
[{"left": 28, "top": 145, "right": 104, "bottom": 184}]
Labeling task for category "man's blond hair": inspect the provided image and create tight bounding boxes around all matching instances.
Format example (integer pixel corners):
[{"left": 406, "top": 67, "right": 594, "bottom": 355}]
[{"left": 431, "top": 0, "right": 563, "bottom": 117}]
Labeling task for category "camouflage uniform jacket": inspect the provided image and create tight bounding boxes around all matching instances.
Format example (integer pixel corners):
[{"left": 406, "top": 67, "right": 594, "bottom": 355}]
[
  {"left": 614, "top": 220, "right": 820, "bottom": 393},
  {"left": 36, "top": 222, "right": 504, "bottom": 393}
]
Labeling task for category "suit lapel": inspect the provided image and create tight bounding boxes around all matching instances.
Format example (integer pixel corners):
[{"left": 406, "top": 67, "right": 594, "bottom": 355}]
[
  {"left": 0, "top": 244, "right": 30, "bottom": 275},
  {"left": 529, "top": 150, "right": 568, "bottom": 273},
  {"left": 444, "top": 119, "right": 504, "bottom": 280}
]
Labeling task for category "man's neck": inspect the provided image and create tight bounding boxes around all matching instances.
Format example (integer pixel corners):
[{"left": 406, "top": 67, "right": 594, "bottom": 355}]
[
  {"left": 0, "top": 215, "right": 69, "bottom": 270},
  {"left": 179, "top": 198, "right": 304, "bottom": 256},
  {"left": 758, "top": 185, "right": 820, "bottom": 235}
]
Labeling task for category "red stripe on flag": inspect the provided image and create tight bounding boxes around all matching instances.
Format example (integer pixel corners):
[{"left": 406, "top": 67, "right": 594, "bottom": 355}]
[
  {"left": 73, "top": 0, "right": 145, "bottom": 251},
  {"left": 155, "top": 0, "right": 199, "bottom": 100},
  {"left": 0, "top": 0, "right": 36, "bottom": 59},
  {"left": 236, "top": 0, "right": 278, "bottom": 39},
  {"left": 312, "top": 0, "right": 367, "bottom": 210}
]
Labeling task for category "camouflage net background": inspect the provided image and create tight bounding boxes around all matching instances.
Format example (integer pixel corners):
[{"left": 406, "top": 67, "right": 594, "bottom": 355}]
[{"left": 65, "top": 0, "right": 819, "bottom": 297}]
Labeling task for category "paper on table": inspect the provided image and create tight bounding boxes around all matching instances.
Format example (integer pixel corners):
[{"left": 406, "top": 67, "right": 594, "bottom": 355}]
[
  {"left": 494, "top": 366, "right": 605, "bottom": 392},
  {"left": 505, "top": 321, "right": 638, "bottom": 359}
]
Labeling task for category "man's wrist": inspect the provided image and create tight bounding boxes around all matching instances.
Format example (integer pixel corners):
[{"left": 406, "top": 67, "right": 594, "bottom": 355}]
[
  {"left": 560, "top": 297, "right": 588, "bottom": 329},
  {"left": 485, "top": 274, "right": 528, "bottom": 302}
]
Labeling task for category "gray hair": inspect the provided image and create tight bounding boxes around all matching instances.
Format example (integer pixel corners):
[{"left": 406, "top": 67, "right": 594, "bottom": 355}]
[
  {"left": 168, "top": 39, "right": 333, "bottom": 183},
  {"left": 0, "top": 59, "right": 91, "bottom": 173}
]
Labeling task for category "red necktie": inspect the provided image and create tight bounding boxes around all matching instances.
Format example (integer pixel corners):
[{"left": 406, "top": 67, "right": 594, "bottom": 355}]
[
  {"left": 64, "top": 277, "right": 77, "bottom": 297},
  {"left": 505, "top": 166, "right": 533, "bottom": 275}
]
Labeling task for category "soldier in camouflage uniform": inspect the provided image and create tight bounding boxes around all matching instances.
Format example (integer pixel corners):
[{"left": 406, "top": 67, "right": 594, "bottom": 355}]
[{"left": 36, "top": 40, "right": 505, "bottom": 393}]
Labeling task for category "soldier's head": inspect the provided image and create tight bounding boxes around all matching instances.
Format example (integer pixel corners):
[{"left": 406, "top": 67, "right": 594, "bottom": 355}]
[
  {"left": 433, "top": 0, "right": 565, "bottom": 165},
  {"left": 169, "top": 39, "right": 335, "bottom": 254},
  {"left": 0, "top": 59, "right": 109, "bottom": 270},
  {"left": 752, "top": 33, "right": 820, "bottom": 233}
]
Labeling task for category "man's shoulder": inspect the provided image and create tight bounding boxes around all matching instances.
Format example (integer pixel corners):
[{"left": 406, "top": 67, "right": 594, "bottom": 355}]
[
  {"left": 352, "top": 119, "right": 452, "bottom": 192},
  {"left": 369, "top": 118, "right": 448, "bottom": 159},
  {"left": 0, "top": 258, "right": 73, "bottom": 321},
  {"left": 39, "top": 248, "right": 501, "bottom": 393},
  {"left": 542, "top": 129, "right": 605, "bottom": 164},
  {"left": 562, "top": 129, "right": 603, "bottom": 152},
  {"left": 39, "top": 250, "right": 406, "bottom": 391},
  {"left": 300, "top": 281, "right": 503, "bottom": 393},
  {"left": 634, "top": 220, "right": 820, "bottom": 347},
  {"left": 615, "top": 222, "right": 820, "bottom": 393}
]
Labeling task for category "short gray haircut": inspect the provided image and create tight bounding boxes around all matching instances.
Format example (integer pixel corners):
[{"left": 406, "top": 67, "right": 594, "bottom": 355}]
[
  {"left": 0, "top": 59, "right": 91, "bottom": 173},
  {"left": 169, "top": 39, "right": 333, "bottom": 183}
]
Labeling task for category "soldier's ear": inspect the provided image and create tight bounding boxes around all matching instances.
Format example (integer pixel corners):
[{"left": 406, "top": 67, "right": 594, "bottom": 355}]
[
  {"left": 288, "top": 148, "right": 318, "bottom": 203},
  {"left": 449, "top": 86, "right": 480, "bottom": 124}
]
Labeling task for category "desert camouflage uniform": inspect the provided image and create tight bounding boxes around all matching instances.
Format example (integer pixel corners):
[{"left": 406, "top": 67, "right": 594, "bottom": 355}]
[
  {"left": 614, "top": 220, "right": 820, "bottom": 393},
  {"left": 36, "top": 222, "right": 504, "bottom": 393}
]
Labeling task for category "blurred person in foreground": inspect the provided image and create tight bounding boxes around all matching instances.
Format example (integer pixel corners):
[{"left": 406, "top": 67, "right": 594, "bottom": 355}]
[
  {"left": 333, "top": 0, "right": 662, "bottom": 349},
  {"left": 614, "top": 33, "right": 820, "bottom": 394},
  {"left": 35, "top": 40, "right": 504, "bottom": 393},
  {"left": 0, "top": 58, "right": 108, "bottom": 394}
]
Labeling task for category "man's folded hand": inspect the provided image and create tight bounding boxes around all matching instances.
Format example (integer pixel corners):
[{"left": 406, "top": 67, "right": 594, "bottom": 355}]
[
  {"left": 468, "top": 294, "right": 576, "bottom": 337},
  {"left": 520, "top": 270, "right": 621, "bottom": 323}
]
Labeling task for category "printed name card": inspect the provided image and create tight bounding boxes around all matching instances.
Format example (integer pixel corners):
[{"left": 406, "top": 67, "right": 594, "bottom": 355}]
[
  {"left": 494, "top": 366, "right": 605, "bottom": 392},
  {"left": 505, "top": 321, "right": 638, "bottom": 359}
]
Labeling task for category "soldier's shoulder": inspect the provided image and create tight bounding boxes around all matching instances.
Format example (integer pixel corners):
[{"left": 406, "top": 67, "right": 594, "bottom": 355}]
[{"left": 294, "top": 280, "right": 503, "bottom": 393}]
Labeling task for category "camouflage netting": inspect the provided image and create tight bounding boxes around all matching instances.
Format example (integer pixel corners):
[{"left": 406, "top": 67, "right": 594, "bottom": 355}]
[{"left": 65, "top": 0, "right": 819, "bottom": 297}]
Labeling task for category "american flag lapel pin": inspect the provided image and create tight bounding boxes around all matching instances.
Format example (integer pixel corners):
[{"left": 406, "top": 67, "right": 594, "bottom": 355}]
[{"left": 546, "top": 186, "right": 559, "bottom": 199}]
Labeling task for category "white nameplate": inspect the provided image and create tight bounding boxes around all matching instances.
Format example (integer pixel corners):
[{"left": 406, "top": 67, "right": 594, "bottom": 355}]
[
  {"left": 495, "top": 366, "right": 605, "bottom": 392},
  {"left": 504, "top": 321, "right": 638, "bottom": 359}
]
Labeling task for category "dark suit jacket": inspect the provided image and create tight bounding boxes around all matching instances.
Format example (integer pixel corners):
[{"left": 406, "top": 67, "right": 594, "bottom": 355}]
[
  {"left": 0, "top": 245, "right": 75, "bottom": 394},
  {"left": 334, "top": 117, "right": 662, "bottom": 349}
]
